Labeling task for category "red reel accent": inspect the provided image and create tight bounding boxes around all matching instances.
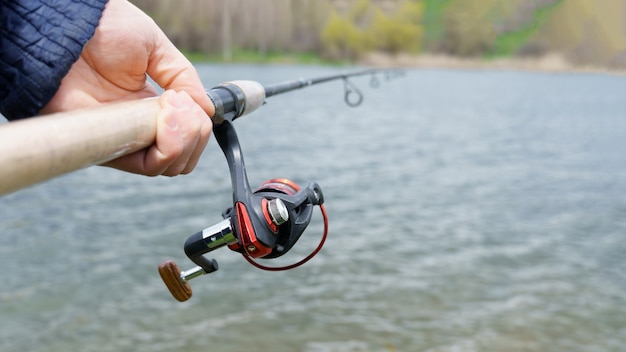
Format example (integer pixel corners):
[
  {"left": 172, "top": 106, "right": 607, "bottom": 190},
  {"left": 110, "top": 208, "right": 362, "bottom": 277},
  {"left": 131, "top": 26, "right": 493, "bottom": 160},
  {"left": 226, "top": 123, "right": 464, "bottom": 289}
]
[
  {"left": 261, "top": 198, "right": 278, "bottom": 233},
  {"left": 235, "top": 201, "right": 272, "bottom": 258},
  {"left": 243, "top": 204, "right": 329, "bottom": 271},
  {"left": 230, "top": 179, "right": 302, "bottom": 255},
  {"left": 256, "top": 178, "right": 300, "bottom": 195}
]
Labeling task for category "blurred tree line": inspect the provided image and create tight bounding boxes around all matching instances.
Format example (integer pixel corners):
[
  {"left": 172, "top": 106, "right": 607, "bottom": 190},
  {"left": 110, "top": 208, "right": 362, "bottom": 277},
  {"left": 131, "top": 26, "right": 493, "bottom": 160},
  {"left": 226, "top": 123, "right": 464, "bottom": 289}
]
[
  {"left": 130, "top": 0, "right": 423, "bottom": 60},
  {"left": 131, "top": 0, "right": 626, "bottom": 69}
]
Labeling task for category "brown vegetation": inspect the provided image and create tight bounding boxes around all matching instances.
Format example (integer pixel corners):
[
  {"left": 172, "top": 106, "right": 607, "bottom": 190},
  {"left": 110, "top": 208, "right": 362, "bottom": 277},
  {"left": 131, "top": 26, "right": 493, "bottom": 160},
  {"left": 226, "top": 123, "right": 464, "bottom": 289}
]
[{"left": 130, "top": 0, "right": 626, "bottom": 71}]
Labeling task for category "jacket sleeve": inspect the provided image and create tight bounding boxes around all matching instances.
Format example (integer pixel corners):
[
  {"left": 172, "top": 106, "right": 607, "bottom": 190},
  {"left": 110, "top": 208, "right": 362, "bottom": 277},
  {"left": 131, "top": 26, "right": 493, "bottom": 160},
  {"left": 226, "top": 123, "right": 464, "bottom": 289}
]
[{"left": 0, "top": 0, "right": 108, "bottom": 120}]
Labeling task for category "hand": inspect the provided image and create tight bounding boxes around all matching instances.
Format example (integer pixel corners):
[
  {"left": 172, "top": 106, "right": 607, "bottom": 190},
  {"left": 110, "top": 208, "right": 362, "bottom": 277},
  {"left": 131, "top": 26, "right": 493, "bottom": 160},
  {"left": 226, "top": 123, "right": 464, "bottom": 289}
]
[{"left": 42, "top": 0, "right": 214, "bottom": 176}]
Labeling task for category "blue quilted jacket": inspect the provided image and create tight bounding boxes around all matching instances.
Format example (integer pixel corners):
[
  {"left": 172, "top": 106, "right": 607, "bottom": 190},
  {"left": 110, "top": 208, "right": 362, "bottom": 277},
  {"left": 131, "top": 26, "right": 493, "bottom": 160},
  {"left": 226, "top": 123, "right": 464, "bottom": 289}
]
[{"left": 0, "top": 0, "right": 108, "bottom": 120}]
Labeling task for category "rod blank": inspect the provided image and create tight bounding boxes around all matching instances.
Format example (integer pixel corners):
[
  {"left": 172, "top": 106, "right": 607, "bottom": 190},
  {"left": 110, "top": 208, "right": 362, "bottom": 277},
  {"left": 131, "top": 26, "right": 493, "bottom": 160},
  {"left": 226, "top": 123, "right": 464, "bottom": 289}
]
[{"left": 263, "top": 69, "right": 378, "bottom": 98}]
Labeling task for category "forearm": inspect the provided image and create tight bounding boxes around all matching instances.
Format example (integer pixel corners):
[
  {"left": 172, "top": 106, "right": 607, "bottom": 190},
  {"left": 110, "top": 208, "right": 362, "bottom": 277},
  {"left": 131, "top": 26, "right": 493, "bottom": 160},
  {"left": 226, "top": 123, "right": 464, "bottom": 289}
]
[{"left": 0, "top": 0, "right": 108, "bottom": 120}]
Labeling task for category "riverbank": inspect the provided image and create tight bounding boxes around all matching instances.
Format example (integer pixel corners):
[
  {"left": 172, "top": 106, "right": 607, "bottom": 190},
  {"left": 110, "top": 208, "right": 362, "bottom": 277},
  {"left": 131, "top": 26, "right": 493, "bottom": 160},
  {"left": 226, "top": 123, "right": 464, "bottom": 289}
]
[
  {"left": 359, "top": 52, "right": 626, "bottom": 76},
  {"left": 188, "top": 49, "right": 626, "bottom": 77},
  {"left": 184, "top": 49, "right": 348, "bottom": 66}
]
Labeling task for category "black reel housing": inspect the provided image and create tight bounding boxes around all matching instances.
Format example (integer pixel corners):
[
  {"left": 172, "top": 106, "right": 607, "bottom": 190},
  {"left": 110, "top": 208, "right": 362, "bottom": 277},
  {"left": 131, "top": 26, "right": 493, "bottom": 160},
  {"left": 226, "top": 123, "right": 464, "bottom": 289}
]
[
  {"left": 181, "top": 120, "right": 324, "bottom": 272},
  {"left": 223, "top": 178, "right": 324, "bottom": 259}
]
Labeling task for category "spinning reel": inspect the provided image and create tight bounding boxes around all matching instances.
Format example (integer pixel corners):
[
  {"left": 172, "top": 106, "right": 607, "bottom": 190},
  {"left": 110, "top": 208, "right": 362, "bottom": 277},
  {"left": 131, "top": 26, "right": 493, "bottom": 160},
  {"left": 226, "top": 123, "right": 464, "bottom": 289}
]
[
  {"left": 158, "top": 120, "right": 328, "bottom": 302},
  {"left": 156, "top": 69, "right": 403, "bottom": 301}
]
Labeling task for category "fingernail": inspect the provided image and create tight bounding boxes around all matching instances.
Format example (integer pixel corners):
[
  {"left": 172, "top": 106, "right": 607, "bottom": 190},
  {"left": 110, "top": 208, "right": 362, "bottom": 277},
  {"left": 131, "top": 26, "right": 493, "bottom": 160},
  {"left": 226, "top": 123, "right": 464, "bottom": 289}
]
[{"left": 166, "top": 111, "right": 179, "bottom": 130}]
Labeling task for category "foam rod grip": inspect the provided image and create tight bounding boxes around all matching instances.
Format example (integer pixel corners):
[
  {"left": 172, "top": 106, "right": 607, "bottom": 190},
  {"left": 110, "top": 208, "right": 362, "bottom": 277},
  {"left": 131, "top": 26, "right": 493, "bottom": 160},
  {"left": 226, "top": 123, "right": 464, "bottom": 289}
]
[{"left": 158, "top": 259, "right": 193, "bottom": 302}]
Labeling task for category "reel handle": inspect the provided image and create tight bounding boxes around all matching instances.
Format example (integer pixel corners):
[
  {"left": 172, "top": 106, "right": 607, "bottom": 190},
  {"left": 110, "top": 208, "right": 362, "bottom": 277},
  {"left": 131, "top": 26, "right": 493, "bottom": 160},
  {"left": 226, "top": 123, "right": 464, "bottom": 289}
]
[
  {"left": 158, "top": 260, "right": 193, "bottom": 302},
  {"left": 158, "top": 258, "right": 218, "bottom": 302},
  {"left": 158, "top": 220, "right": 230, "bottom": 302}
]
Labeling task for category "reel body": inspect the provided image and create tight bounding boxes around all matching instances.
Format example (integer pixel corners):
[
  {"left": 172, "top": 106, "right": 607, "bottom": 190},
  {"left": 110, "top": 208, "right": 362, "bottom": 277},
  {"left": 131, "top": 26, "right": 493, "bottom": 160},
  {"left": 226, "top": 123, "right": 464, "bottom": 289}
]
[{"left": 159, "top": 120, "right": 327, "bottom": 302}]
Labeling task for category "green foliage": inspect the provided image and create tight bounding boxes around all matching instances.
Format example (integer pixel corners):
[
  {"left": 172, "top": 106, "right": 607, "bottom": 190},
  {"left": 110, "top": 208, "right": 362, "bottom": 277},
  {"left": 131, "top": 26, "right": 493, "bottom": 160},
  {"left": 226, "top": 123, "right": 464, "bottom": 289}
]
[
  {"left": 399, "top": 0, "right": 424, "bottom": 24},
  {"left": 421, "top": 0, "right": 455, "bottom": 51},
  {"left": 433, "top": 0, "right": 569, "bottom": 59},
  {"left": 194, "top": 48, "right": 345, "bottom": 65},
  {"left": 368, "top": 1, "right": 424, "bottom": 54},
  {"left": 486, "top": 0, "right": 563, "bottom": 58},
  {"left": 135, "top": 0, "right": 626, "bottom": 69},
  {"left": 320, "top": 10, "right": 368, "bottom": 60},
  {"left": 440, "top": 0, "right": 498, "bottom": 57},
  {"left": 320, "top": 0, "right": 424, "bottom": 60},
  {"left": 349, "top": 0, "right": 372, "bottom": 24}
]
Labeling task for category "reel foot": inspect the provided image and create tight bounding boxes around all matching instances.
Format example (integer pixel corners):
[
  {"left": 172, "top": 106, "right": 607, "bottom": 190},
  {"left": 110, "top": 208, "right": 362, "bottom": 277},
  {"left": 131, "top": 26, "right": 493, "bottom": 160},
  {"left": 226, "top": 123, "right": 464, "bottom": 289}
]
[{"left": 158, "top": 259, "right": 193, "bottom": 302}]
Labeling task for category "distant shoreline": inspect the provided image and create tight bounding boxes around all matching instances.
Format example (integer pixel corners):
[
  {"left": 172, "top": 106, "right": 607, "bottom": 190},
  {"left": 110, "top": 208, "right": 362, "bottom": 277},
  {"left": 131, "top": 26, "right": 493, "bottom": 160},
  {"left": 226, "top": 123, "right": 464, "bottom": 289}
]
[
  {"left": 189, "top": 50, "right": 626, "bottom": 77},
  {"left": 359, "top": 52, "right": 626, "bottom": 77}
]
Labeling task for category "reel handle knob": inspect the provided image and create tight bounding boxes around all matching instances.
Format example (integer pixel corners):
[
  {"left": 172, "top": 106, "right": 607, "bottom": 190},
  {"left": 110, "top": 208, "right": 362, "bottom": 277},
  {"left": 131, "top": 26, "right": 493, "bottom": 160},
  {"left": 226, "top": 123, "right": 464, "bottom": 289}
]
[{"left": 158, "top": 259, "right": 193, "bottom": 302}]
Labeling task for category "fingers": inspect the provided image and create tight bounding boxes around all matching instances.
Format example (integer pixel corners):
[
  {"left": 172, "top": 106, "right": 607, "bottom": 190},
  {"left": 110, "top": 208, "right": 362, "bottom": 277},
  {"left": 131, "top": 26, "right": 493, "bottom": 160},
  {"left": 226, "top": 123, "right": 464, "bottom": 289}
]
[
  {"left": 147, "top": 32, "right": 215, "bottom": 117},
  {"left": 102, "top": 90, "right": 212, "bottom": 176},
  {"left": 177, "top": 95, "right": 213, "bottom": 174},
  {"left": 140, "top": 21, "right": 215, "bottom": 176},
  {"left": 150, "top": 90, "right": 212, "bottom": 176}
]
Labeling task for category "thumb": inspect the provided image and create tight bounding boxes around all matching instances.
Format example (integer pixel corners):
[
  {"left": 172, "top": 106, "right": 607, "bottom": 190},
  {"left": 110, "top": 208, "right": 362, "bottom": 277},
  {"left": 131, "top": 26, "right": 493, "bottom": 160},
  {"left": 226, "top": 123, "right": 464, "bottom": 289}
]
[{"left": 147, "top": 35, "right": 215, "bottom": 117}]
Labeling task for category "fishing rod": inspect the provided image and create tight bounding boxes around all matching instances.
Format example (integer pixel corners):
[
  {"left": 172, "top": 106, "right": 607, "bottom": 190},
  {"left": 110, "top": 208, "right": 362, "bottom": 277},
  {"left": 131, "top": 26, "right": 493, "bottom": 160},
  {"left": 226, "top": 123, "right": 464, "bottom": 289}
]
[
  {"left": 0, "top": 68, "right": 401, "bottom": 196},
  {"left": 158, "top": 68, "right": 404, "bottom": 302},
  {"left": 0, "top": 67, "right": 402, "bottom": 301},
  {"left": 206, "top": 68, "right": 403, "bottom": 124}
]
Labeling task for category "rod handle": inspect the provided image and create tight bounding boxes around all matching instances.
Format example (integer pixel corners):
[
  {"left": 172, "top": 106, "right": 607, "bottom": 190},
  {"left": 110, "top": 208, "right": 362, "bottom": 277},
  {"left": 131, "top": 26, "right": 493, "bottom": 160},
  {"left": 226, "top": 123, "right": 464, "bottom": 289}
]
[{"left": 0, "top": 98, "right": 161, "bottom": 195}]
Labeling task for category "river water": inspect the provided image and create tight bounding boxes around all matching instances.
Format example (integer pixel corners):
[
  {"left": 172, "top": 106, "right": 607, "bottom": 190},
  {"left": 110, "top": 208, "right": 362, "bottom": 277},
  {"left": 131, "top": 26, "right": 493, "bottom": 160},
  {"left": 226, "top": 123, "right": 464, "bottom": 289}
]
[{"left": 1, "top": 64, "right": 625, "bottom": 352}]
